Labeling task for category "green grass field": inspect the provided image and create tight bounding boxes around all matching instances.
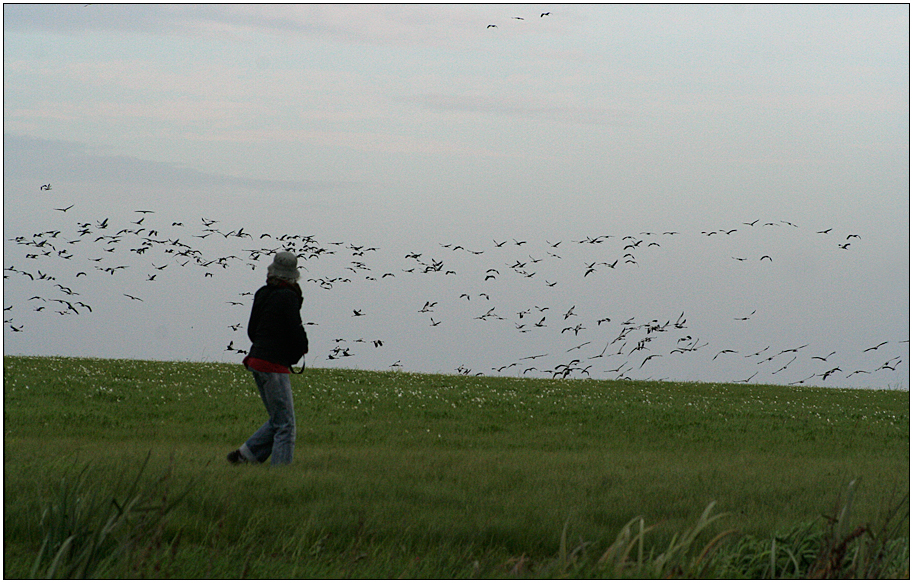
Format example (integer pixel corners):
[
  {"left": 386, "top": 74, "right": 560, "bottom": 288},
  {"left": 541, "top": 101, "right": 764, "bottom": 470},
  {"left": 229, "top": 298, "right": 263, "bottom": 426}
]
[{"left": 4, "top": 356, "right": 909, "bottom": 578}]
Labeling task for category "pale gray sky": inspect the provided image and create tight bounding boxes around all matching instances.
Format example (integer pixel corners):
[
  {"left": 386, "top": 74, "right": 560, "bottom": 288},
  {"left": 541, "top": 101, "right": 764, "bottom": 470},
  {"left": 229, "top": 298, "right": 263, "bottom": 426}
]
[{"left": 4, "top": 4, "right": 909, "bottom": 389}]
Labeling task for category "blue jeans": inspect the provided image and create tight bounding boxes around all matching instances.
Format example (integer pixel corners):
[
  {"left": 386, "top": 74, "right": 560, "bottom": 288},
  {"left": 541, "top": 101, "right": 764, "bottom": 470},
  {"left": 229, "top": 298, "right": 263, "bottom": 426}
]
[{"left": 239, "top": 368, "right": 296, "bottom": 466}]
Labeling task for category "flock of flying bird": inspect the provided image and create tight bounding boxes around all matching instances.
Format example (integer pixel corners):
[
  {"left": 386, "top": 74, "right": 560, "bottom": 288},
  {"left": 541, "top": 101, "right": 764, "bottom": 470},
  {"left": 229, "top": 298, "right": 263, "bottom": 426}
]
[
  {"left": 4, "top": 188, "right": 908, "bottom": 389},
  {"left": 486, "top": 10, "right": 551, "bottom": 28}
]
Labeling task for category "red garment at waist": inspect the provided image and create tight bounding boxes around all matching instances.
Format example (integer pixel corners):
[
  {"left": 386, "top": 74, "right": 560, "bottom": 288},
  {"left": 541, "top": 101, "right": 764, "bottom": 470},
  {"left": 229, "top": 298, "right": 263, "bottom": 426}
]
[{"left": 242, "top": 354, "right": 290, "bottom": 374}]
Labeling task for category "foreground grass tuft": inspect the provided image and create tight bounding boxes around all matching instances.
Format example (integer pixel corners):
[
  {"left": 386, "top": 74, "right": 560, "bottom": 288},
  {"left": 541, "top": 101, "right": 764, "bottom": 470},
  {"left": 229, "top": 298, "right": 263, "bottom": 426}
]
[{"left": 26, "top": 452, "right": 192, "bottom": 578}]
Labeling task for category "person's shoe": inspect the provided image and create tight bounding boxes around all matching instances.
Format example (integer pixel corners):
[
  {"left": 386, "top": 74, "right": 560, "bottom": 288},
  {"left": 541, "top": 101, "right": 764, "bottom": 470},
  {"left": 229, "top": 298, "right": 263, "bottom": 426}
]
[{"left": 227, "top": 449, "right": 245, "bottom": 465}]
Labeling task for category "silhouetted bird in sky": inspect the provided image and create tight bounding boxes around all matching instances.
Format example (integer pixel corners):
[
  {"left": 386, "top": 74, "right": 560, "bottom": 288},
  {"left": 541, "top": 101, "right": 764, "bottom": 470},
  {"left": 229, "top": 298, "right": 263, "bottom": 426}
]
[{"left": 864, "top": 341, "right": 888, "bottom": 352}]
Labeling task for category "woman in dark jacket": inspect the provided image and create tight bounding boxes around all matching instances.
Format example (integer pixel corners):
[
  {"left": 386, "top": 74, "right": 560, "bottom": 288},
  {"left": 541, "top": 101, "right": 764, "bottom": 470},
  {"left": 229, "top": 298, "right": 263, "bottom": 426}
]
[{"left": 227, "top": 251, "right": 308, "bottom": 466}]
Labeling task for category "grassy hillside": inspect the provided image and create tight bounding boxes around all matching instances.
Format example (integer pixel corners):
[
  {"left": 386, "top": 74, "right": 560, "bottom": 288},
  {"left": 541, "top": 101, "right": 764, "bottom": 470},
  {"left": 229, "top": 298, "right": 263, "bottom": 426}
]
[{"left": 4, "top": 356, "right": 909, "bottom": 578}]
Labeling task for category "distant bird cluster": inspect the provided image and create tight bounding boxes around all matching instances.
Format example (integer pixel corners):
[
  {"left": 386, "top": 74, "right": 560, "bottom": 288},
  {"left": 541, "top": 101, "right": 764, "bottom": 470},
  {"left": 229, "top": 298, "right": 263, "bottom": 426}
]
[
  {"left": 486, "top": 8, "right": 551, "bottom": 29},
  {"left": 4, "top": 187, "right": 908, "bottom": 389}
]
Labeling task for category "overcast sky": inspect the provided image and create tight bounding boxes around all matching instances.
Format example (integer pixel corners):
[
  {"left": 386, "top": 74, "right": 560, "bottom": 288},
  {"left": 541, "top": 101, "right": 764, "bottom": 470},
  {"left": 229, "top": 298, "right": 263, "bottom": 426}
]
[{"left": 4, "top": 4, "right": 910, "bottom": 389}]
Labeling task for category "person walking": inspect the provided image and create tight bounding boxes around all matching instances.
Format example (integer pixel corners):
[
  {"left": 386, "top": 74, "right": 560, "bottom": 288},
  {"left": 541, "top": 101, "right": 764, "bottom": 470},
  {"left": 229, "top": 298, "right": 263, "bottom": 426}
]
[{"left": 227, "top": 250, "right": 308, "bottom": 466}]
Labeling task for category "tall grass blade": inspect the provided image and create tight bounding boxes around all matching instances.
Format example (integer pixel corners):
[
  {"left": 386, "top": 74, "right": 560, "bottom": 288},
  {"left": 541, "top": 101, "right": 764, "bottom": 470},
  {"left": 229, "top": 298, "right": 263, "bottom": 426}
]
[
  {"left": 28, "top": 538, "right": 49, "bottom": 579},
  {"left": 558, "top": 513, "right": 570, "bottom": 575},
  {"left": 43, "top": 534, "right": 76, "bottom": 579}
]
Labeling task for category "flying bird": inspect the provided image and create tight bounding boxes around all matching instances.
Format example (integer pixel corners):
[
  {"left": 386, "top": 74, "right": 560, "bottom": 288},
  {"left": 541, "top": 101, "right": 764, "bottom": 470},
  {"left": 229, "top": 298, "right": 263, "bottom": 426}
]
[
  {"left": 772, "top": 356, "right": 797, "bottom": 374},
  {"left": 876, "top": 360, "right": 900, "bottom": 371},
  {"left": 640, "top": 354, "right": 661, "bottom": 368},
  {"left": 790, "top": 374, "right": 817, "bottom": 386},
  {"left": 777, "top": 343, "right": 809, "bottom": 355}
]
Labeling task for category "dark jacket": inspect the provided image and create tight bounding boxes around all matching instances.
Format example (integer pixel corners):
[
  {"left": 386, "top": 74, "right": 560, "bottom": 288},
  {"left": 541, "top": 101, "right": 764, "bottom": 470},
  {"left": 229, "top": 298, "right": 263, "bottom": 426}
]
[{"left": 246, "top": 281, "right": 309, "bottom": 367}]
